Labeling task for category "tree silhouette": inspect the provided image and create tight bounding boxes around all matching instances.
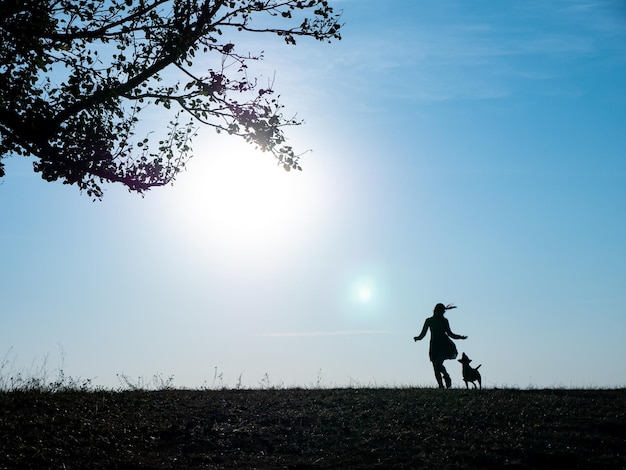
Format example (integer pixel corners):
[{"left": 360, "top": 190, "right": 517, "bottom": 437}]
[{"left": 0, "top": 0, "right": 342, "bottom": 198}]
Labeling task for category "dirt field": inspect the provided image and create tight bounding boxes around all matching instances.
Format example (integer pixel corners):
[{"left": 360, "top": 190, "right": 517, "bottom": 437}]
[{"left": 1, "top": 388, "right": 625, "bottom": 469}]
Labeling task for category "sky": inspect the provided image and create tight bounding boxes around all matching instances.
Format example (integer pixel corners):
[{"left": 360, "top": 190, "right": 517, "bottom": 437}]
[{"left": 1, "top": 0, "right": 626, "bottom": 389}]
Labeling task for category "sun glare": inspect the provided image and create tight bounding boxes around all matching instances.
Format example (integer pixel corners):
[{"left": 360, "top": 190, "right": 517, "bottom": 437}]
[{"left": 166, "top": 137, "right": 327, "bottom": 268}]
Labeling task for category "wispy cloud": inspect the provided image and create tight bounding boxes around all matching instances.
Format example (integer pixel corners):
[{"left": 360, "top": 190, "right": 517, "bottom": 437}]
[
  {"left": 260, "top": 329, "right": 399, "bottom": 338},
  {"left": 317, "top": 0, "right": 624, "bottom": 104}
]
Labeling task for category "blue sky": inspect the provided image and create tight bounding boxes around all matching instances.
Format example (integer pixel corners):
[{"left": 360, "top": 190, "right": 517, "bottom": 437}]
[{"left": 2, "top": 0, "right": 626, "bottom": 389}]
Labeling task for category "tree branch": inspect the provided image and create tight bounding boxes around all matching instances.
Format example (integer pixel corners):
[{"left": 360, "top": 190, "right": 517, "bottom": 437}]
[
  {"left": 53, "top": 1, "right": 225, "bottom": 126},
  {"left": 47, "top": 0, "right": 171, "bottom": 41}
]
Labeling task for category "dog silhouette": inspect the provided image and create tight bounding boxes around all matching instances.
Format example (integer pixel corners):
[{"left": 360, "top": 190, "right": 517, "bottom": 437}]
[{"left": 458, "top": 352, "right": 482, "bottom": 389}]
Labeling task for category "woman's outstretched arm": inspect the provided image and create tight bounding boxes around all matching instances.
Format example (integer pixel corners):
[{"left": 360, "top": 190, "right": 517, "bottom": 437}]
[
  {"left": 444, "top": 318, "right": 467, "bottom": 340},
  {"left": 413, "top": 320, "right": 429, "bottom": 341},
  {"left": 448, "top": 331, "right": 467, "bottom": 340}
]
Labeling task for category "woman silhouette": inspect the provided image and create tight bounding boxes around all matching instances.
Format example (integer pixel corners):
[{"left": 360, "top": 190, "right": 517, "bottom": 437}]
[{"left": 414, "top": 303, "right": 467, "bottom": 388}]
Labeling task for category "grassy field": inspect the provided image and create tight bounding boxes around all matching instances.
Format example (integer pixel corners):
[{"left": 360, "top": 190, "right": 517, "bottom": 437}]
[{"left": 1, "top": 387, "right": 625, "bottom": 469}]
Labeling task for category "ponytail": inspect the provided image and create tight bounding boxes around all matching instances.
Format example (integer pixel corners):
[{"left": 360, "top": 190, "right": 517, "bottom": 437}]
[{"left": 434, "top": 303, "right": 457, "bottom": 315}]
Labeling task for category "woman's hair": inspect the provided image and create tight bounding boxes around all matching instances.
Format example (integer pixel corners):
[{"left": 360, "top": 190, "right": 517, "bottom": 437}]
[{"left": 434, "top": 303, "right": 457, "bottom": 315}]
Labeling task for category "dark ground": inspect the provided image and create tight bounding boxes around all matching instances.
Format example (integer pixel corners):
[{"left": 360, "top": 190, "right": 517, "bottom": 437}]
[{"left": 1, "top": 388, "right": 625, "bottom": 469}]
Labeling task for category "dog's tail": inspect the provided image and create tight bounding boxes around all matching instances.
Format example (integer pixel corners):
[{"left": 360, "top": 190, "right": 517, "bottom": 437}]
[{"left": 476, "top": 365, "right": 482, "bottom": 370}]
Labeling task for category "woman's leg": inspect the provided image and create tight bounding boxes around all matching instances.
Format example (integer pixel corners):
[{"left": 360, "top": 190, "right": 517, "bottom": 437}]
[
  {"left": 440, "top": 362, "right": 452, "bottom": 388},
  {"left": 432, "top": 360, "right": 444, "bottom": 388}
]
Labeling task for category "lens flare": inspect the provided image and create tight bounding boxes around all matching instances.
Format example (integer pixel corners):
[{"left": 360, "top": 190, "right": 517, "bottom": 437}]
[{"left": 358, "top": 286, "right": 372, "bottom": 302}]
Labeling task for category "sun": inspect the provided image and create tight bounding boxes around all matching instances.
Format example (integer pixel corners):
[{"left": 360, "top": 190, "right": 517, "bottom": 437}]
[{"left": 164, "top": 136, "right": 329, "bottom": 267}]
